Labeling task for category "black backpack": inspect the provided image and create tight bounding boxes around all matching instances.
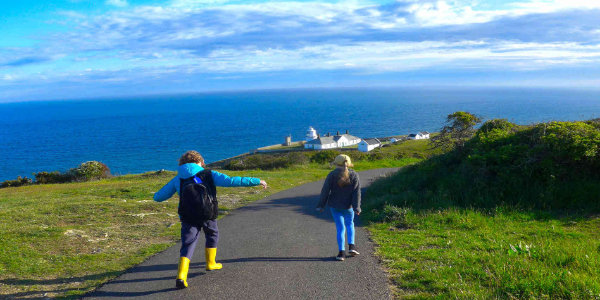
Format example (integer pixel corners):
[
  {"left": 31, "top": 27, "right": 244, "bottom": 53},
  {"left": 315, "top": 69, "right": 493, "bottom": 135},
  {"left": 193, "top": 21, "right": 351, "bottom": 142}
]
[{"left": 178, "top": 169, "right": 218, "bottom": 224}]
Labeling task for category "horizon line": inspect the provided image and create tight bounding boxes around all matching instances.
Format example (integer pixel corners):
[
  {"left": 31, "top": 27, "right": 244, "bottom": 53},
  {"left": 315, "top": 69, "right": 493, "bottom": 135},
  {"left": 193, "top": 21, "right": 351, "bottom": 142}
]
[{"left": 3, "top": 85, "right": 600, "bottom": 104}]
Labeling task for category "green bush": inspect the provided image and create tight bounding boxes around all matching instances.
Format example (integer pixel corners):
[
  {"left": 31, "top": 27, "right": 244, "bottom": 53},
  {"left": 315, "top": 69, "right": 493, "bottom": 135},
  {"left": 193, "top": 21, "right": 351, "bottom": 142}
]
[
  {"left": 69, "top": 161, "right": 111, "bottom": 181},
  {"left": 365, "top": 118, "right": 600, "bottom": 220},
  {"left": 477, "top": 118, "right": 516, "bottom": 134},
  {"left": 1, "top": 176, "right": 33, "bottom": 188},
  {"left": 382, "top": 205, "right": 410, "bottom": 228},
  {"left": 309, "top": 150, "right": 340, "bottom": 164},
  {"left": 31, "top": 161, "right": 111, "bottom": 185},
  {"left": 224, "top": 152, "right": 309, "bottom": 170},
  {"left": 585, "top": 118, "right": 600, "bottom": 129},
  {"left": 34, "top": 171, "right": 73, "bottom": 184},
  {"left": 346, "top": 151, "right": 368, "bottom": 162}
]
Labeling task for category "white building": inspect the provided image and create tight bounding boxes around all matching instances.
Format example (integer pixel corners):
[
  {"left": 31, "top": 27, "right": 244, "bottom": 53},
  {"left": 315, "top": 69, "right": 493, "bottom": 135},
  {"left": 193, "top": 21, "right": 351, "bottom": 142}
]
[
  {"left": 305, "top": 126, "right": 318, "bottom": 142},
  {"left": 358, "top": 138, "right": 381, "bottom": 152},
  {"left": 304, "top": 130, "right": 361, "bottom": 150},
  {"left": 407, "top": 131, "right": 430, "bottom": 140}
]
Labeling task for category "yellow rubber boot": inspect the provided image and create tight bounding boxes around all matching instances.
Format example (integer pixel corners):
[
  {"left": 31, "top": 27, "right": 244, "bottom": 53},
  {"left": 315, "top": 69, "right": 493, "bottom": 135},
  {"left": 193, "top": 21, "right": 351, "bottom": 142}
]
[
  {"left": 176, "top": 256, "right": 190, "bottom": 289},
  {"left": 205, "top": 248, "right": 223, "bottom": 271}
]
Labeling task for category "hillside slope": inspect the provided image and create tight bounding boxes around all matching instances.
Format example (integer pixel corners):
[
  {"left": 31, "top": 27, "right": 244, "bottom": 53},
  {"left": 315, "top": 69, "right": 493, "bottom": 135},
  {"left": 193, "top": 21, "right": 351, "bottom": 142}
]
[
  {"left": 366, "top": 119, "right": 600, "bottom": 213},
  {"left": 363, "top": 119, "right": 600, "bottom": 299}
]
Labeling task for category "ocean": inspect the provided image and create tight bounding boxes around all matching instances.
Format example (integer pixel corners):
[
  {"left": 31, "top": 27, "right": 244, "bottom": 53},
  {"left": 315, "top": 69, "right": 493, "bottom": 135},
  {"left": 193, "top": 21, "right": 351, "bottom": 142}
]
[{"left": 1, "top": 88, "right": 599, "bottom": 181}]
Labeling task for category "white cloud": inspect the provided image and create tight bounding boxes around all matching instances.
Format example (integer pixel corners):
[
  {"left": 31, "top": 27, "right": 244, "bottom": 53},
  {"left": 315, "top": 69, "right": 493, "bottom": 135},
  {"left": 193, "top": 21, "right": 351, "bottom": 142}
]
[
  {"left": 170, "top": 0, "right": 230, "bottom": 8},
  {"left": 57, "top": 10, "right": 87, "bottom": 19},
  {"left": 2, "top": 0, "right": 600, "bottom": 91},
  {"left": 511, "top": 0, "right": 600, "bottom": 12},
  {"left": 187, "top": 41, "right": 600, "bottom": 73},
  {"left": 106, "top": 0, "right": 128, "bottom": 7}
]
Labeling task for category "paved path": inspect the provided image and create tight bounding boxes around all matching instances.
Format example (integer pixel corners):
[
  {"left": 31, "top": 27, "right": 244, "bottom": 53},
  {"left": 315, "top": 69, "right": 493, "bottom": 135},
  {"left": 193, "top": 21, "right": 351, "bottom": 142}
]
[{"left": 85, "top": 168, "right": 399, "bottom": 300}]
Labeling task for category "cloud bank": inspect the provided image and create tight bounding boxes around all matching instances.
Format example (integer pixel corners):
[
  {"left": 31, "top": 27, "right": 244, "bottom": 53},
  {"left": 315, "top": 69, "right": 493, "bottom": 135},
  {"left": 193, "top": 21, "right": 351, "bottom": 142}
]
[{"left": 1, "top": 0, "right": 599, "bottom": 101}]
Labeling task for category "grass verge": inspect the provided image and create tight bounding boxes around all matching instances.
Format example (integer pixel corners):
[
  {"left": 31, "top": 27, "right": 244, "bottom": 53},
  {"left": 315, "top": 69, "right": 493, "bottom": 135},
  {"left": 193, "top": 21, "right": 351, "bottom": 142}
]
[{"left": 367, "top": 209, "right": 600, "bottom": 299}]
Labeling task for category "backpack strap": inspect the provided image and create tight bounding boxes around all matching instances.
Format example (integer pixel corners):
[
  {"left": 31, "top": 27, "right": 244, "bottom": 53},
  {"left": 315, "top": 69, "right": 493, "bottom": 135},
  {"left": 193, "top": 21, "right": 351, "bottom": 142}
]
[
  {"left": 196, "top": 169, "right": 216, "bottom": 199},
  {"left": 197, "top": 169, "right": 218, "bottom": 220}
]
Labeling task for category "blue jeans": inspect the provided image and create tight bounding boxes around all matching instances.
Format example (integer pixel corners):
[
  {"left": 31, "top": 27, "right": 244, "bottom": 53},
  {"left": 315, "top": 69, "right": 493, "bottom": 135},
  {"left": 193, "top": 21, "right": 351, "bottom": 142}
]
[{"left": 330, "top": 208, "right": 355, "bottom": 251}]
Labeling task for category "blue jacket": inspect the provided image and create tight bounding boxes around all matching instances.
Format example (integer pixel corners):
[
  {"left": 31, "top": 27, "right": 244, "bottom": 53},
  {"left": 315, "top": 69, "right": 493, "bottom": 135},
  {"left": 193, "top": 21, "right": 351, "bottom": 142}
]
[{"left": 153, "top": 163, "right": 261, "bottom": 202}]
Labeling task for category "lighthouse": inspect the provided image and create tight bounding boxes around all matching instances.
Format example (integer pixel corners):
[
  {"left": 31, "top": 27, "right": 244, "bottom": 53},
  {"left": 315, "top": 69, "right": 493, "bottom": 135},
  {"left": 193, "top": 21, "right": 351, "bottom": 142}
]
[{"left": 305, "top": 126, "right": 318, "bottom": 141}]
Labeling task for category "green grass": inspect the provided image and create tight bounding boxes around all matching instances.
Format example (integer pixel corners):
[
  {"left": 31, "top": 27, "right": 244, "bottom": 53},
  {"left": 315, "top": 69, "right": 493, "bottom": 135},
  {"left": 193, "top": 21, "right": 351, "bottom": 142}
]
[
  {"left": 361, "top": 119, "right": 600, "bottom": 299},
  {"left": 367, "top": 209, "right": 600, "bottom": 299},
  {"left": 0, "top": 146, "right": 424, "bottom": 299},
  {"left": 257, "top": 141, "right": 305, "bottom": 150}
]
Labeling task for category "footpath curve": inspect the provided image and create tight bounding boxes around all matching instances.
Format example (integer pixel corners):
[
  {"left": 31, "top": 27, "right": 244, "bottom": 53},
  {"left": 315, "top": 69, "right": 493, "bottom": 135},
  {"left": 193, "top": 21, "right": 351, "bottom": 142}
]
[{"left": 85, "top": 168, "right": 399, "bottom": 300}]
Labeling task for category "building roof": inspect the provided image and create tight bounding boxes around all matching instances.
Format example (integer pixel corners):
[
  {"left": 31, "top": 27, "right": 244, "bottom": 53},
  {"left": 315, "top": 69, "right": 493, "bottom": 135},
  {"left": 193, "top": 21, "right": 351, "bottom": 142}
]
[
  {"left": 305, "top": 136, "right": 335, "bottom": 145},
  {"left": 408, "top": 133, "right": 417, "bottom": 137},
  {"left": 361, "top": 138, "right": 381, "bottom": 145},
  {"left": 333, "top": 133, "right": 360, "bottom": 142},
  {"left": 307, "top": 133, "right": 361, "bottom": 145},
  {"left": 418, "top": 131, "right": 430, "bottom": 135}
]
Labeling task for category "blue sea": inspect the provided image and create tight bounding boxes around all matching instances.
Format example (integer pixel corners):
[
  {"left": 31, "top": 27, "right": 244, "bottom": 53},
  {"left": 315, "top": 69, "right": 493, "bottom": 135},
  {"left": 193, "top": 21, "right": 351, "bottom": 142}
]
[{"left": 1, "top": 88, "right": 600, "bottom": 181}]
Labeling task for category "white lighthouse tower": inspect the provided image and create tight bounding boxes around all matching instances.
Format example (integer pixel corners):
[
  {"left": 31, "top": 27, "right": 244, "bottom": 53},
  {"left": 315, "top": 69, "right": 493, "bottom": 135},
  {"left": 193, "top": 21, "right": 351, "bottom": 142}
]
[{"left": 305, "top": 126, "right": 318, "bottom": 141}]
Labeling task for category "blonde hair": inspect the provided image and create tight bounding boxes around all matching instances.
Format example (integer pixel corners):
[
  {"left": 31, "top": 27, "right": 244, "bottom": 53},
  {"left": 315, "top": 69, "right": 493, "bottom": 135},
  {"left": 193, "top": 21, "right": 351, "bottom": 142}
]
[
  {"left": 337, "top": 161, "right": 351, "bottom": 187},
  {"left": 179, "top": 150, "right": 205, "bottom": 167}
]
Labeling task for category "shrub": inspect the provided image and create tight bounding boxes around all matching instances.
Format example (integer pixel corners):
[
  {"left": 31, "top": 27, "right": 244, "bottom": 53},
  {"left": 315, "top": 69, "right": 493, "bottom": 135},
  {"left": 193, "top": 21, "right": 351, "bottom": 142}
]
[
  {"left": 347, "top": 151, "right": 368, "bottom": 162},
  {"left": 535, "top": 121, "right": 600, "bottom": 164},
  {"left": 1, "top": 176, "right": 33, "bottom": 188},
  {"left": 3, "top": 161, "right": 111, "bottom": 187},
  {"left": 33, "top": 161, "right": 111, "bottom": 184},
  {"left": 585, "top": 118, "right": 600, "bottom": 129},
  {"left": 365, "top": 117, "right": 600, "bottom": 221},
  {"left": 224, "top": 152, "right": 309, "bottom": 170},
  {"left": 432, "top": 111, "right": 482, "bottom": 151},
  {"left": 366, "top": 151, "right": 385, "bottom": 161},
  {"left": 69, "top": 161, "right": 111, "bottom": 181},
  {"left": 382, "top": 205, "right": 410, "bottom": 229},
  {"left": 477, "top": 119, "right": 516, "bottom": 134},
  {"left": 34, "top": 171, "right": 73, "bottom": 184},
  {"left": 309, "top": 150, "right": 340, "bottom": 164}
]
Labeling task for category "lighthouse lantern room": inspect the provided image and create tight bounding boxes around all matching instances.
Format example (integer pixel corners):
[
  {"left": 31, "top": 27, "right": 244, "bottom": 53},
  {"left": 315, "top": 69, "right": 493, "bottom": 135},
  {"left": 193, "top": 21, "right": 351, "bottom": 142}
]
[{"left": 305, "top": 126, "right": 318, "bottom": 141}]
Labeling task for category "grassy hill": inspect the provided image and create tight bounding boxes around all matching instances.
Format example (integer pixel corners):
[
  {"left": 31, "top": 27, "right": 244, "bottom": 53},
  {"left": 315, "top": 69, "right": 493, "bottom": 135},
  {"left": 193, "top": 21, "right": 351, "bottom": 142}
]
[
  {"left": 363, "top": 119, "right": 600, "bottom": 299},
  {"left": 0, "top": 140, "right": 429, "bottom": 299}
]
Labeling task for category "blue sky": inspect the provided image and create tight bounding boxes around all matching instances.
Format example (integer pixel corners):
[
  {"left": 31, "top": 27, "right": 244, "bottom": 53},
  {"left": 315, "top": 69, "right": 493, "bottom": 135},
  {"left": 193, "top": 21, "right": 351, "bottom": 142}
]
[{"left": 1, "top": 0, "right": 599, "bottom": 102}]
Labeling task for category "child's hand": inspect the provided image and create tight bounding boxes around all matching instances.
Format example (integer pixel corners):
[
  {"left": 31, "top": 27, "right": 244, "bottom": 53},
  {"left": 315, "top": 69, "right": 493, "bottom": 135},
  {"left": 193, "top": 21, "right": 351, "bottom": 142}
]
[
  {"left": 259, "top": 180, "right": 268, "bottom": 189},
  {"left": 355, "top": 210, "right": 361, "bottom": 216}
]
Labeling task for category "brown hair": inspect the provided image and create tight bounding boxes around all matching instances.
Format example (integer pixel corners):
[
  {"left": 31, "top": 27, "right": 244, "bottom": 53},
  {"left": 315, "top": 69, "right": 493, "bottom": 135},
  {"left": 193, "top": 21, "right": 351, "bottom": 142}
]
[
  {"left": 337, "top": 161, "right": 351, "bottom": 187},
  {"left": 178, "top": 150, "right": 205, "bottom": 167}
]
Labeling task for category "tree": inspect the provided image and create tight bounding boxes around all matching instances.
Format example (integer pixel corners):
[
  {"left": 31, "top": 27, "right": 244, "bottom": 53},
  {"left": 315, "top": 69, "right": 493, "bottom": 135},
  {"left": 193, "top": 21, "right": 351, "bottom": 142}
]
[{"left": 432, "top": 111, "right": 482, "bottom": 151}]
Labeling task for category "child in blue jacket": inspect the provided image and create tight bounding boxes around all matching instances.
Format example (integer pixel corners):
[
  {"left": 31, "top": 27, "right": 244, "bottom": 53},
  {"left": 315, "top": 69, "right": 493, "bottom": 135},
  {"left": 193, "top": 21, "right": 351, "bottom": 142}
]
[{"left": 154, "top": 150, "right": 267, "bottom": 289}]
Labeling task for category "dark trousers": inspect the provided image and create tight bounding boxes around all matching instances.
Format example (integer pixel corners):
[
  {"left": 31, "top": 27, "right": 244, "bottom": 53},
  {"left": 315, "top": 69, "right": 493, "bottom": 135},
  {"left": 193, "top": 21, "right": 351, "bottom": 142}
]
[{"left": 180, "top": 220, "right": 219, "bottom": 259}]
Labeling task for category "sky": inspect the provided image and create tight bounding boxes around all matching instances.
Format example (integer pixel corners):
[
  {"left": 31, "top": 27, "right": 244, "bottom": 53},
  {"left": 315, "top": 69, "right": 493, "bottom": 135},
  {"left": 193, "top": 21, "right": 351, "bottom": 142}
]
[{"left": 0, "top": 0, "right": 599, "bottom": 102}]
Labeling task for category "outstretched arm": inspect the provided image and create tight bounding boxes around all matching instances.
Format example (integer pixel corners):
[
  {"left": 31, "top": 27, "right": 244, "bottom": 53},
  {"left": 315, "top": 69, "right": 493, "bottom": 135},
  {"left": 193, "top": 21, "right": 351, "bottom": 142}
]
[
  {"left": 211, "top": 170, "right": 265, "bottom": 188},
  {"left": 153, "top": 177, "right": 177, "bottom": 202}
]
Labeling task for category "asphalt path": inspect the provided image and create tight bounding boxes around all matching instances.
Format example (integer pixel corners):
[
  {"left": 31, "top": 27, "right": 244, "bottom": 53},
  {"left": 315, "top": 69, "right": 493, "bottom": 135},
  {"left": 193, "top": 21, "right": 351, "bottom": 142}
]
[{"left": 85, "top": 168, "right": 399, "bottom": 300}]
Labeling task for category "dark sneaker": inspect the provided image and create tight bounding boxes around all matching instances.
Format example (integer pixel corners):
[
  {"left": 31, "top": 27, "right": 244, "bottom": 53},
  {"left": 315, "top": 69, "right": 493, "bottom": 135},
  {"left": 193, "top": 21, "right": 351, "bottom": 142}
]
[
  {"left": 336, "top": 250, "right": 346, "bottom": 261},
  {"left": 348, "top": 244, "right": 360, "bottom": 256}
]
